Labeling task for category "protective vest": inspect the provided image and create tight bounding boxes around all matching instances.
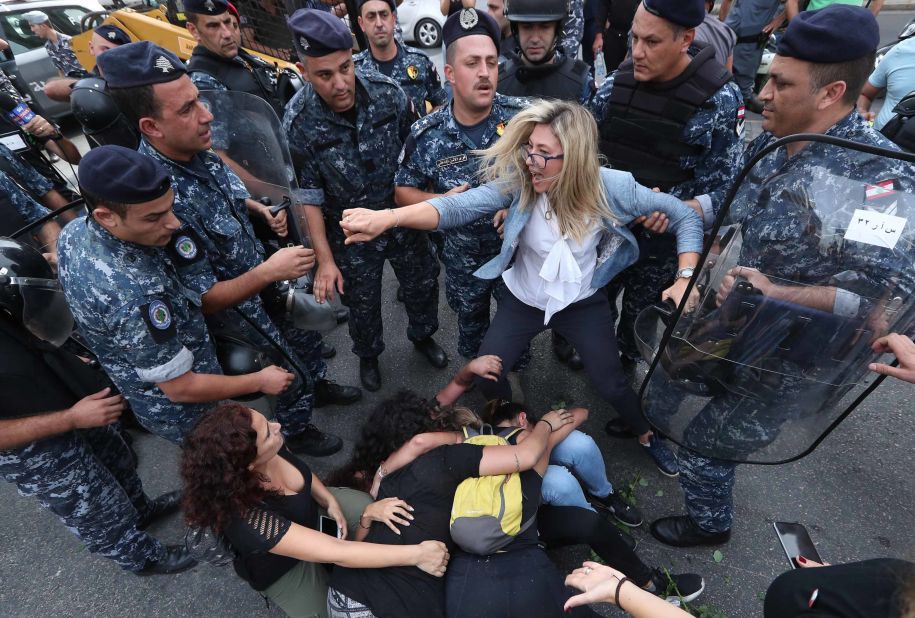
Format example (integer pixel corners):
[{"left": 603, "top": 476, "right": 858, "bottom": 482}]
[
  {"left": 498, "top": 53, "right": 590, "bottom": 102},
  {"left": 880, "top": 89, "right": 915, "bottom": 153},
  {"left": 188, "top": 46, "right": 287, "bottom": 117},
  {"left": 598, "top": 44, "right": 731, "bottom": 191}
]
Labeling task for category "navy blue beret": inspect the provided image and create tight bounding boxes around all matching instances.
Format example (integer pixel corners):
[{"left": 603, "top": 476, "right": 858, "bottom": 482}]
[
  {"left": 443, "top": 8, "right": 500, "bottom": 53},
  {"left": 184, "top": 0, "right": 229, "bottom": 15},
  {"left": 97, "top": 42, "right": 187, "bottom": 88},
  {"left": 358, "top": 0, "right": 396, "bottom": 13},
  {"left": 287, "top": 9, "right": 353, "bottom": 57},
  {"left": 79, "top": 146, "right": 172, "bottom": 205},
  {"left": 777, "top": 5, "right": 878, "bottom": 63},
  {"left": 93, "top": 24, "right": 131, "bottom": 46},
  {"left": 642, "top": 0, "right": 705, "bottom": 29}
]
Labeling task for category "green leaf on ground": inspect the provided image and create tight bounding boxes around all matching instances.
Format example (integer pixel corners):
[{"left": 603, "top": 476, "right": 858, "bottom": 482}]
[
  {"left": 655, "top": 489, "right": 664, "bottom": 497},
  {"left": 638, "top": 477, "right": 649, "bottom": 487},
  {"left": 712, "top": 549, "right": 724, "bottom": 563}
]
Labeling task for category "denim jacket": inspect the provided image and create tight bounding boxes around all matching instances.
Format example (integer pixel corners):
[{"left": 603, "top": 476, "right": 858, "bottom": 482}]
[{"left": 427, "top": 167, "right": 705, "bottom": 288}]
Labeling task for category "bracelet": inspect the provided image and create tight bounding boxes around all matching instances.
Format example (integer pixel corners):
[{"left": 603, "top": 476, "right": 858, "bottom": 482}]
[
  {"left": 539, "top": 419, "right": 555, "bottom": 432},
  {"left": 615, "top": 576, "right": 633, "bottom": 613},
  {"left": 358, "top": 514, "right": 371, "bottom": 529},
  {"left": 386, "top": 208, "right": 400, "bottom": 228}
]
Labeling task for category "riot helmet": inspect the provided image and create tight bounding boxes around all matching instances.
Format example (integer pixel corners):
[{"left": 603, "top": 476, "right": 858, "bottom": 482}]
[
  {"left": 505, "top": 0, "right": 567, "bottom": 61},
  {"left": 70, "top": 77, "right": 141, "bottom": 149},
  {"left": 880, "top": 90, "right": 915, "bottom": 153},
  {"left": 0, "top": 237, "right": 74, "bottom": 347}
]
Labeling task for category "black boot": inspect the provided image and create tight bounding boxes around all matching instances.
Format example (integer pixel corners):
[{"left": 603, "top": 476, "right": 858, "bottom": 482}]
[
  {"left": 320, "top": 342, "right": 336, "bottom": 359},
  {"left": 334, "top": 306, "right": 349, "bottom": 324},
  {"left": 360, "top": 356, "right": 382, "bottom": 391},
  {"left": 314, "top": 378, "right": 362, "bottom": 407},
  {"left": 136, "top": 545, "right": 197, "bottom": 576},
  {"left": 552, "top": 332, "right": 583, "bottom": 371},
  {"left": 285, "top": 424, "right": 344, "bottom": 457},
  {"left": 650, "top": 515, "right": 731, "bottom": 547},
  {"left": 138, "top": 490, "right": 182, "bottom": 530},
  {"left": 413, "top": 337, "right": 448, "bottom": 369}
]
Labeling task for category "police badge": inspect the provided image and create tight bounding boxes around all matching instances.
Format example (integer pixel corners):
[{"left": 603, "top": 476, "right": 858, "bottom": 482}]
[
  {"left": 204, "top": 0, "right": 216, "bottom": 11},
  {"left": 407, "top": 64, "right": 419, "bottom": 80},
  {"left": 459, "top": 8, "right": 478, "bottom": 30},
  {"left": 300, "top": 36, "right": 310, "bottom": 51}
]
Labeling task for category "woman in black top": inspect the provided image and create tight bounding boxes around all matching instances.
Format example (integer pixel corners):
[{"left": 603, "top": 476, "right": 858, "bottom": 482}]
[{"left": 180, "top": 403, "right": 450, "bottom": 618}]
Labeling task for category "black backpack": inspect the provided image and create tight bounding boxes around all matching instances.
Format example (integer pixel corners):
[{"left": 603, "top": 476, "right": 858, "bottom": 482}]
[{"left": 880, "top": 89, "right": 915, "bottom": 152}]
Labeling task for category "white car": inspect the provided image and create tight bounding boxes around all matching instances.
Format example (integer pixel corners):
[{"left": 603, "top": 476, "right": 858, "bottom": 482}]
[{"left": 397, "top": 0, "right": 445, "bottom": 48}]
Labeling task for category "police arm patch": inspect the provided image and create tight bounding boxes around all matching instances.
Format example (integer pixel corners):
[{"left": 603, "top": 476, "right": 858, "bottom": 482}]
[
  {"left": 140, "top": 298, "right": 178, "bottom": 344},
  {"left": 166, "top": 228, "right": 205, "bottom": 265},
  {"left": 736, "top": 105, "right": 746, "bottom": 138}
]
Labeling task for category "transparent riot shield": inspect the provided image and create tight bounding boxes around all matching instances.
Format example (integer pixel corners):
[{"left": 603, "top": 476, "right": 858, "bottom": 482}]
[{"left": 636, "top": 135, "right": 915, "bottom": 464}]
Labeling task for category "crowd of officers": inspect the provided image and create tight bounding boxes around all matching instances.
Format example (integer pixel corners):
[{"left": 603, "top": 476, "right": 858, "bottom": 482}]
[{"left": 0, "top": 0, "right": 912, "bottom": 606}]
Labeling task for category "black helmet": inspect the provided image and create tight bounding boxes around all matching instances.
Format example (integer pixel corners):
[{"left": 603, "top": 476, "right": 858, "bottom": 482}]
[
  {"left": 70, "top": 77, "right": 141, "bottom": 149},
  {"left": 0, "top": 237, "right": 74, "bottom": 347},
  {"left": 504, "top": 0, "right": 567, "bottom": 23}
]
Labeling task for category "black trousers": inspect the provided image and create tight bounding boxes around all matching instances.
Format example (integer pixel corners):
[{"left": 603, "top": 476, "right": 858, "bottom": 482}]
[{"left": 476, "top": 289, "right": 650, "bottom": 435}]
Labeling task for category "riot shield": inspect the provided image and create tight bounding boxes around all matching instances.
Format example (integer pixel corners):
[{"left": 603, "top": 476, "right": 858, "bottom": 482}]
[{"left": 636, "top": 135, "right": 915, "bottom": 464}]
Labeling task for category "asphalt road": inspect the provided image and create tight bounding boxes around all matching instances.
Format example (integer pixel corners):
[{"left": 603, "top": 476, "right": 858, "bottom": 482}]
[{"left": 2, "top": 11, "right": 914, "bottom": 618}]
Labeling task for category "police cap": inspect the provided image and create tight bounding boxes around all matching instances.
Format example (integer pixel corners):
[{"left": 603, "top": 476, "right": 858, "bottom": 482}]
[
  {"left": 184, "top": 0, "right": 229, "bottom": 15},
  {"left": 641, "top": 0, "right": 705, "bottom": 29},
  {"left": 358, "top": 0, "right": 396, "bottom": 14},
  {"left": 97, "top": 41, "right": 187, "bottom": 89},
  {"left": 776, "top": 4, "right": 879, "bottom": 63},
  {"left": 79, "top": 145, "right": 172, "bottom": 205},
  {"left": 287, "top": 9, "right": 353, "bottom": 57},
  {"left": 94, "top": 24, "right": 131, "bottom": 46},
  {"left": 22, "top": 10, "right": 50, "bottom": 25},
  {"left": 443, "top": 8, "right": 501, "bottom": 53}
]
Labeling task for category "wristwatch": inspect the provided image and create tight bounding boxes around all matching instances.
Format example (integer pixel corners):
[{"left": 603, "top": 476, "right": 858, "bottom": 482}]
[{"left": 675, "top": 267, "right": 696, "bottom": 280}]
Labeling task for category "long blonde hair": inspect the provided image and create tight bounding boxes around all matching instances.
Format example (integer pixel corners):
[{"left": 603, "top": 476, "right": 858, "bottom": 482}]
[{"left": 476, "top": 99, "right": 613, "bottom": 243}]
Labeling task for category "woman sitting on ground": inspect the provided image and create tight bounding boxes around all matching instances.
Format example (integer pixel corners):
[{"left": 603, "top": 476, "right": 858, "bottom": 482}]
[{"left": 180, "top": 403, "right": 450, "bottom": 618}]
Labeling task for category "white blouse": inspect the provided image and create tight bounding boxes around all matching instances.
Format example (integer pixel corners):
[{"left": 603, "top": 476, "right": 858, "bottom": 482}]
[{"left": 502, "top": 194, "right": 600, "bottom": 324}]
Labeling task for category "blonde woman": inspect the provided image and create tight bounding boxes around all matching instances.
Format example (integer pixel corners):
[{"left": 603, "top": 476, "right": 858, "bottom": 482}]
[{"left": 340, "top": 100, "right": 703, "bottom": 474}]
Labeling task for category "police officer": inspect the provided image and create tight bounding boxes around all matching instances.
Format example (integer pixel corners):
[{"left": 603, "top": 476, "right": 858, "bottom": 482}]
[
  {"left": 590, "top": 0, "right": 744, "bottom": 471},
  {"left": 718, "top": 0, "right": 784, "bottom": 113},
  {"left": 283, "top": 9, "right": 447, "bottom": 391},
  {"left": 396, "top": 9, "right": 527, "bottom": 364},
  {"left": 44, "top": 24, "right": 131, "bottom": 102},
  {"left": 0, "top": 238, "right": 195, "bottom": 576},
  {"left": 354, "top": 0, "right": 447, "bottom": 116},
  {"left": 23, "top": 11, "right": 86, "bottom": 79},
  {"left": 184, "top": 0, "right": 295, "bottom": 117},
  {"left": 58, "top": 146, "right": 295, "bottom": 444},
  {"left": 0, "top": 169, "right": 60, "bottom": 265},
  {"left": 98, "top": 43, "right": 356, "bottom": 456},
  {"left": 499, "top": 0, "right": 592, "bottom": 104},
  {"left": 650, "top": 5, "right": 915, "bottom": 547}
]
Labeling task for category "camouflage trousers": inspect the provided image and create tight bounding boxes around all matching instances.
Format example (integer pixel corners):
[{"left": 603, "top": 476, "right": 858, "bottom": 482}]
[
  {"left": 607, "top": 235, "right": 679, "bottom": 361},
  {"left": 0, "top": 424, "right": 164, "bottom": 571},
  {"left": 443, "top": 248, "right": 503, "bottom": 360},
  {"left": 334, "top": 228, "right": 440, "bottom": 359}
]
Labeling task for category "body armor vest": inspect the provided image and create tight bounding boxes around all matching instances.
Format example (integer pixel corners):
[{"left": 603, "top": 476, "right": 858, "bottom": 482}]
[
  {"left": 498, "top": 53, "right": 590, "bottom": 102},
  {"left": 188, "top": 47, "right": 286, "bottom": 117}
]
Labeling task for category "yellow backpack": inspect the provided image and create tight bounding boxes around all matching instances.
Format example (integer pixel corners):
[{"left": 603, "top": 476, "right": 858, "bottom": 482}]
[{"left": 449, "top": 425, "right": 535, "bottom": 555}]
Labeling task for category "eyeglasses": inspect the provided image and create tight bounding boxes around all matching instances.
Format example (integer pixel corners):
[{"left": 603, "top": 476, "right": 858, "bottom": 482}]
[{"left": 520, "top": 145, "right": 564, "bottom": 169}]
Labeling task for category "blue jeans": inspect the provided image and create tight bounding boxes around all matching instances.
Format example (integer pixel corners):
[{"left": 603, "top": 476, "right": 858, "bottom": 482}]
[{"left": 541, "top": 430, "right": 614, "bottom": 511}]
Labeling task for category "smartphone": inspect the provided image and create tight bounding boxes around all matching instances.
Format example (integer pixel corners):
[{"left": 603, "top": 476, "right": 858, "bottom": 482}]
[
  {"left": 773, "top": 521, "right": 823, "bottom": 568},
  {"left": 319, "top": 515, "right": 342, "bottom": 539}
]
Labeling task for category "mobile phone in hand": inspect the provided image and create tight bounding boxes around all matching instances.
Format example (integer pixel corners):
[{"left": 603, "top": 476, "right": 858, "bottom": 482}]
[
  {"left": 319, "top": 515, "right": 342, "bottom": 539},
  {"left": 773, "top": 521, "right": 823, "bottom": 568}
]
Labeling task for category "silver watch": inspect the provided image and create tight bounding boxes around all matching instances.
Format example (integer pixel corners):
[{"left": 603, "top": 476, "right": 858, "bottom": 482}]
[{"left": 675, "top": 267, "right": 696, "bottom": 280}]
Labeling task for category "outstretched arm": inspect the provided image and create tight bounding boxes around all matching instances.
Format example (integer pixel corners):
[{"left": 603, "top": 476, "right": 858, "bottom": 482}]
[{"left": 436, "top": 355, "right": 502, "bottom": 407}]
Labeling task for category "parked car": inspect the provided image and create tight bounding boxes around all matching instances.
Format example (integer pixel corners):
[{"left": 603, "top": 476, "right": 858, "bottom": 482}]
[
  {"left": 0, "top": 0, "right": 105, "bottom": 119},
  {"left": 397, "top": 0, "right": 444, "bottom": 48}
]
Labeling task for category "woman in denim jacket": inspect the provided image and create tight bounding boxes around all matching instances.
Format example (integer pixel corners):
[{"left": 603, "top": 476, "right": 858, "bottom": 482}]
[{"left": 340, "top": 99, "right": 704, "bottom": 474}]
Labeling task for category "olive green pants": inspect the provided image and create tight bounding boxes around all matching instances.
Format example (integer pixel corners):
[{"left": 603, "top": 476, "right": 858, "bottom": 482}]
[{"left": 263, "top": 487, "right": 372, "bottom": 618}]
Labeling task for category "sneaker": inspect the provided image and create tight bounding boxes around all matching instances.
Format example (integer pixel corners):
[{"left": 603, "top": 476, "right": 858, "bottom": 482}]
[
  {"left": 649, "top": 569, "right": 705, "bottom": 605},
  {"left": 642, "top": 434, "right": 679, "bottom": 477},
  {"left": 590, "top": 491, "right": 643, "bottom": 527},
  {"left": 285, "top": 424, "right": 343, "bottom": 457}
]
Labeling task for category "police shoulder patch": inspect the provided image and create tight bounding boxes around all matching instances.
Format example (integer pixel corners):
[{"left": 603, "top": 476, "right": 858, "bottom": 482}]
[
  {"left": 166, "top": 228, "right": 205, "bottom": 265},
  {"left": 735, "top": 105, "right": 746, "bottom": 137},
  {"left": 140, "top": 298, "right": 178, "bottom": 344}
]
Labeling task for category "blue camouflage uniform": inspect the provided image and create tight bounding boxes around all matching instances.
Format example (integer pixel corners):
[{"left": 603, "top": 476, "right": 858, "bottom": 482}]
[
  {"left": 137, "top": 141, "right": 324, "bottom": 437},
  {"left": 354, "top": 42, "right": 448, "bottom": 116},
  {"left": 394, "top": 93, "right": 527, "bottom": 358},
  {"left": 57, "top": 217, "right": 221, "bottom": 444},
  {"left": 44, "top": 32, "right": 88, "bottom": 77},
  {"left": 677, "top": 111, "right": 915, "bottom": 533},
  {"left": 590, "top": 62, "right": 744, "bottom": 363},
  {"left": 283, "top": 71, "right": 440, "bottom": 359},
  {"left": 0, "top": 169, "right": 49, "bottom": 226},
  {"left": 560, "top": 0, "right": 584, "bottom": 57},
  {"left": 0, "top": 142, "right": 53, "bottom": 199},
  {"left": 723, "top": 0, "right": 782, "bottom": 100}
]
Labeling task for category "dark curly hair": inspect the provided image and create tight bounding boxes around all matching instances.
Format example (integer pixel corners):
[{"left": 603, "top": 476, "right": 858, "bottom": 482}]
[
  {"left": 481, "top": 399, "right": 539, "bottom": 426},
  {"left": 329, "top": 389, "right": 479, "bottom": 490},
  {"left": 180, "top": 403, "right": 274, "bottom": 533}
]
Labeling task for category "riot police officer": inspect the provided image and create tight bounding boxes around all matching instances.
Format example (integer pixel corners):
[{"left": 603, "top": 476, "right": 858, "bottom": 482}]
[
  {"left": 649, "top": 5, "right": 915, "bottom": 547},
  {"left": 498, "top": 0, "right": 592, "bottom": 104},
  {"left": 283, "top": 9, "right": 447, "bottom": 392},
  {"left": 58, "top": 146, "right": 295, "bottom": 444},
  {"left": 0, "top": 238, "right": 195, "bottom": 576},
  {"left": 589, "top": 0, "right": 744, "bottom": 475},
  {"left": 354, "top": 0, "right": 447, "bottom": 116},
  {"left": 97, "top": 43, "right": 355, "bottom": 456}
]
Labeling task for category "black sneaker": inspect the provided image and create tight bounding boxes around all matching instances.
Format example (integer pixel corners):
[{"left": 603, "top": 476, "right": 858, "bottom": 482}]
[
  {"left": 285, "top": 425, "right": 343, "bottom": 457},
  {"left": 649, "top": 569, "right": 705, "bottom": 605},
  {"left": 590, "top": 491, "right": 643, "bottom": 527},
  {"left": 314, "top": 379, "right": 362, "bottom": 407}
]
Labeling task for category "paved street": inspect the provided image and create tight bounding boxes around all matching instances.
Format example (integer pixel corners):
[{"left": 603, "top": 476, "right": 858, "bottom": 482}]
[{"left": 1, "top": 9, "right": 914, "bottom": 618}]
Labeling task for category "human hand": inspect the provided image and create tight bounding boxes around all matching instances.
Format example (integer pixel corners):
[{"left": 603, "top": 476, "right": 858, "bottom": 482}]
[
  {"left": 314, "top": 261, "right": 345, "bottom": 303},
  {"left": 796, "top": 556, "right": 830, "bottom": 568},
  {"left": 493, "top": 208, "right": 508, "bottom": 238},
  {"left": 634, "top": 211, "right": 669, "bottom": 234},
  {"left": 445, "top": 183, "right": 469, "bottom": 196},
  {"left": 415, "top": 540, "right": 449, "bottom": 577},
  {"left": 326, "top": 498, "right": 348, "bottom": 540},
  {"left": 715, "top": 266, "right": 771, "bottom": 306},
  {"left": 857, "top": 108, "right": 876, "bottom": 123},
  {"left": 661, "top": 277, "right": 699, "bottom": 312},
  {"left": 870, "top": 333, "right": 915, "bottom": 384},
  {"left": 564, "top": 562, "right": 631, "bottom": 610},
  {"left": 22, "top": 114, "right": 59, "bottom": 140},
  {"left": 341, "top": 208, "right": 392, "bottom": 245},
  {"left": 592, "top": 33, "right": 603, "bottom": 56},
  {"left": 257, "top": 203, "right": 288, "bottom": 238},
  {"left": 262, "top": 246, "right": 315, "bottom": 282},
  {"left": 257, "top": 365, "right": 294, "bottom": 395},
  {"left": 468, "top": 355, "right": 502, "bottom": 381},
  {"left": 540, "top": 408, "right": 573, "bottom": 431},
  {"left": 67, "top": 388, "right": 125, "bottom": 429},
  {"left": 363, "top": 497, "right": 415, "bottom": 534}
]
